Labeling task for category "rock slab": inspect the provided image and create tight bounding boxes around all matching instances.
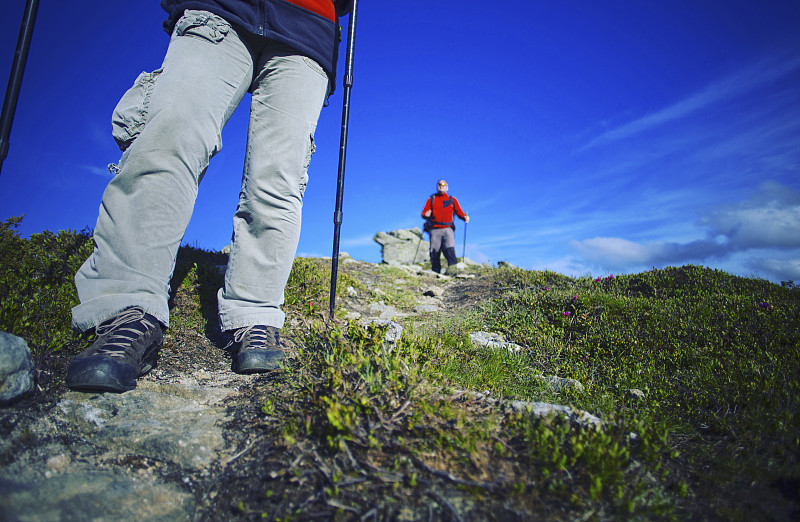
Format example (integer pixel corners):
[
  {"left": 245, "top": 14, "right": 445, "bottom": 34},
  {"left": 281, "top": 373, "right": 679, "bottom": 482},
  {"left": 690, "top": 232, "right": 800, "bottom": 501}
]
[{"left": 0, "top": 377, "right": 235, "bottom": 521}]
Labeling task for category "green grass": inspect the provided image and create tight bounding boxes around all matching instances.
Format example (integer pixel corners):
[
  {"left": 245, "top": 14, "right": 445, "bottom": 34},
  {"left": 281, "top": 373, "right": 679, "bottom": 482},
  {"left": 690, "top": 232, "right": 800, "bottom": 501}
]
[
  {"left": 284, "top": 256, "right": 366, "bottom": 315},
  {"left": 2, "top": 217, "right": 798, "bottom": 519}
]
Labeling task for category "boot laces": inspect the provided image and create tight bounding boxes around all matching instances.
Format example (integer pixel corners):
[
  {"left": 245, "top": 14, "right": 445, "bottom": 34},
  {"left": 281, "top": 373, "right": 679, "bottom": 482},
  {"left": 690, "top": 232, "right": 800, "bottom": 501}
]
[
  {"left": 232, "top": 325, "right": 278, "bottom": 351},
  {"left": 94, "top": 308, "right": 157, "bottom": 359}
]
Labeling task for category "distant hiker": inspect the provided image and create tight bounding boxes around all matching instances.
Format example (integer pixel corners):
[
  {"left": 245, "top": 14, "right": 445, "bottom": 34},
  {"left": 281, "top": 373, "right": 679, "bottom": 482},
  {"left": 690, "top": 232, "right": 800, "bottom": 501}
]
[
  {"left": 421, "top": 179, "right": 469, "bottom": 274},
  {"left": 65, "top": 0, "right": 353, "bottom": 393}
]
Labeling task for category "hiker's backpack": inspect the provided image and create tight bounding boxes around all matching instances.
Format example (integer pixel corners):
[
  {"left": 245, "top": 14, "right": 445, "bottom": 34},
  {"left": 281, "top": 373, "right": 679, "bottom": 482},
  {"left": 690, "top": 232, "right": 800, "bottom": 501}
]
[{"left": 423, "top": 193, "right": 456, "bottom": 233}]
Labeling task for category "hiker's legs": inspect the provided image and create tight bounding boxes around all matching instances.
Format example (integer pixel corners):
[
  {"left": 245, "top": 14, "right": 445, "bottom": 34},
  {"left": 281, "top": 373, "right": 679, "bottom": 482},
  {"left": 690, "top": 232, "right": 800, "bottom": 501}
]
[
  {"left": 438, "top": 228, "right": 457, "bottom": 267},
  {"left": 444, "top": 247, "right": 458, "bottom": 266},
  {"left": 217, "top": 43, "right": 329, "bottom": 331},
  {"left": 429, "top": 228, "right": 446, "bottom": 273},
  {"left": 430, "top": 253, "right": 441, "bottom": 273},
  {"left": 72, "top": 12, "right": 253, "bottom": 331}
]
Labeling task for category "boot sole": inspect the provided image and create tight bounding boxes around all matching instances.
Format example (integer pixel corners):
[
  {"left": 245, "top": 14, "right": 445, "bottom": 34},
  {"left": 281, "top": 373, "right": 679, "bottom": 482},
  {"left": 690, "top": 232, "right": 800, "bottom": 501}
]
[
  {"left": 66, "top": 358, "right": 138, "bottom": 392},
  {"left": 66, "top": 346, "right": 160, "bottom": 393}
]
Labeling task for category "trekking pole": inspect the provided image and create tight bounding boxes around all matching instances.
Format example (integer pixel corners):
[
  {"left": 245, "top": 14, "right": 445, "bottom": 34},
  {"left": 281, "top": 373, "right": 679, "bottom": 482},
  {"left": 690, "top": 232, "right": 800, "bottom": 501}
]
[
  {"left": 413, "top": 235, "right": 423, "bottom": 265},
  {"left": 461, "top": 219, "right": 467, "bottom": 262},
  {"left": 0, "top": 0, "right": 40, "bottom": 176},
  {"left": 329, "top": 0, "right": 360, "bottom": 320}
]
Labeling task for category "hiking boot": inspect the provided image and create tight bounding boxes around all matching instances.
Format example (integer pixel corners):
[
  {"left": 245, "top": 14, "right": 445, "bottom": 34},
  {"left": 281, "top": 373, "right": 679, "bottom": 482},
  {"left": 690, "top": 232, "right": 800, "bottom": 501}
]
[
  {"left": 228, "top": 325, "right": 287, "bottom": 374},
  {"left": 66, "top": 307, "right": 163, "bottom": 393}
]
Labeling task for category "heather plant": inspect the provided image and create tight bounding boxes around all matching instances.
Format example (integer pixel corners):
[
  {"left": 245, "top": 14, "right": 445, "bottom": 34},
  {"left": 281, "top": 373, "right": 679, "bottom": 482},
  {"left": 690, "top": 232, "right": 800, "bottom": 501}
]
[
  {"left": 478, "top": 265, "right": 800, "bottom": 515},
  {"left": 225, "top": 259, "right": 798, "bottom": 518},
  {"left": 238, "top": 320, "right": 676, "bottom": 519},
  {"left": 0, "top": 216, "right": 93, "bottom": 357}
]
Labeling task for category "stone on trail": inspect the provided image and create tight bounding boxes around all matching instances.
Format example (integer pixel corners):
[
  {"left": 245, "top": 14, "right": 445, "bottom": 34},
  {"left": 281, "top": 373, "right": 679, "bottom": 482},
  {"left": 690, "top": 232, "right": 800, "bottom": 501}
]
[{"left": 0, "top": 332, "right": 35, "bottom": 405}]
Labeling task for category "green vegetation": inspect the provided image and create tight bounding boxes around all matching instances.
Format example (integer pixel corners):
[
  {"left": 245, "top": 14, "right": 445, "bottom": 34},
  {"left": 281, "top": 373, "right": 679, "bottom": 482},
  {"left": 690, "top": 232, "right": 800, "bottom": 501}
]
[
  {"left": 477, "top": 267, "right": 800, "bottom": 517},
  {"left": 167, "top": 247, "right": 228, "bottom": 337},
  {"left": 2, "top": 217, "right": 798, "bottom": 519},
  {"left": 0, "top": 217, "right": 93, "bottom": 360},
  {"left": 284, "top": 256, "right": 366, "bottom": 315},
  {"left": 234, "top": 260, "right": 800, "bottom": 519}
]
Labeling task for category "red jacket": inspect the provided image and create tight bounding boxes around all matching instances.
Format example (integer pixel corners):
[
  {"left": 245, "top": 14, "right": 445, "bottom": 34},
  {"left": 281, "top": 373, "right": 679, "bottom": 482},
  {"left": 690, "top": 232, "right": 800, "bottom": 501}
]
[{"left": 422, "top": 193, "right": 467, "bottom": 229}]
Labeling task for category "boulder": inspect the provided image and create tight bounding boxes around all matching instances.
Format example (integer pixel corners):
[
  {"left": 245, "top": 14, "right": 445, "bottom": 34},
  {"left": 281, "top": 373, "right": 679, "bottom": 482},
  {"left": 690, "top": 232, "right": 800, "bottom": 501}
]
[
  {"left": 359, "top": 318, "right": 404, "bottom": 348},
  {"left": 541, "top": 375, "right": 585, "bottom": 394},
  {"left": 451, "top": 390, "right": 601, "bottom": 427},
  {"left": 423, "top": 286, "right": 445, "bottom": 297},
  {"left": 56, "top": 380, "right": 230, "bottom": 469},
  {"left": 469, "top": 331, "right": 523, "bottom": 353},
  {"left": 0, "top": 332, "right": 35, "bottom": 405},
  {"left": 373, "top": 228, "right": 428, "bottom": 265}
]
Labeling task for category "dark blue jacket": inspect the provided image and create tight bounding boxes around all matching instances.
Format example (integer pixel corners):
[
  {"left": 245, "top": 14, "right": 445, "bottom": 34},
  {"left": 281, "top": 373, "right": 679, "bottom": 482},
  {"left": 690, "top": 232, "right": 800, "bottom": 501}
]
[{"left": 160, "top": 0, "right": 352, "bottom": 92}]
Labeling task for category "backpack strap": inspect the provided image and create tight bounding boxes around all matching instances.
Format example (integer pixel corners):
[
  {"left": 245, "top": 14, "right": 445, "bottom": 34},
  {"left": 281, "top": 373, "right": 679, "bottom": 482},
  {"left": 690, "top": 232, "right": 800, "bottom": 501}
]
[{"left": 428, "top": 193, "right": 455, "bottom": 227}]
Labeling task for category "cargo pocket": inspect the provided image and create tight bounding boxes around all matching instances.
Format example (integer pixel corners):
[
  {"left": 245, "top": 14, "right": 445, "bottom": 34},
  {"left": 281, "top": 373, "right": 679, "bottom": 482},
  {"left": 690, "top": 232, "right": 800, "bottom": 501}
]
[
  {"left": 174, "top": 10, "right": 231, "bottom": 43},
  {"left": 111, "top": 68, "right": 163, "bottom": 151},
  {"left": 299, "top": 135, "right": 316, "bottom": 199}
]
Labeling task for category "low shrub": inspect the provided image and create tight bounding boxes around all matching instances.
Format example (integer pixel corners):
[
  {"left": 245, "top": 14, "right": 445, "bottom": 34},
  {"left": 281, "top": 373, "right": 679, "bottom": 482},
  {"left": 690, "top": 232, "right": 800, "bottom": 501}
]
[{"left": 0, "top": 216, "right": 93, "bottom": 356}]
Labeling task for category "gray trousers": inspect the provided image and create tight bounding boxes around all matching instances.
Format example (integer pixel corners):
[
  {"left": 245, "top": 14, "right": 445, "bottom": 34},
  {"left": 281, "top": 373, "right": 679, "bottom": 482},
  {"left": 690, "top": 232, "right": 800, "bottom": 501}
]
[
  {"left": 429, "top": 227, "right": 458, "bottom": 273},
  {"left": 72, "top": 10, "right": 330, "bottom": 332}
]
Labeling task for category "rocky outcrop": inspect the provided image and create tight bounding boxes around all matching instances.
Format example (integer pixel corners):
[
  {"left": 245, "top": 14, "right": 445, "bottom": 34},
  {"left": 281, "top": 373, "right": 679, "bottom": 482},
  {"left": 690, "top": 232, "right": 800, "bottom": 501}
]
[
  {"left": 373, "top": 228, "right": 429, "bottom": 265},
  {"left": 373, "top": 228, "right": 485, "bottom": 271}
]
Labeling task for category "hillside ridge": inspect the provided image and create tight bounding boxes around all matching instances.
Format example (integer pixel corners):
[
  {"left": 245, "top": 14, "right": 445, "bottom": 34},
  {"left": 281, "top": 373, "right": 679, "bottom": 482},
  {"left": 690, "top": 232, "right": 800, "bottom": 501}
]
[{"left": 2, "top": 226, "right": 798, "bottom": 521}]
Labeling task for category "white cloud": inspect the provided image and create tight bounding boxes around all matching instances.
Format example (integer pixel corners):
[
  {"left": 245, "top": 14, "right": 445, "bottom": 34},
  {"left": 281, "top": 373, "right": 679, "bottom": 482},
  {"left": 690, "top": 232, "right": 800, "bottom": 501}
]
[
  {"left": 569, "top": 237, "right": 723, "bottom": 269},
  {"left": 701, "top": 181, "right": 800, "bottom": 250},
  {"left": 747, "top": 257, "right": 800, "bottom": 283},
  {"left": 570, "top": 237, "right": 653, "bottom": 266},
  {"left": 570, "top": 182, "right": 800, "bottom": 281},
  {"left": 342, "top": 234, "right": 379, "bottom": 247},
  {"left": 582, "top": 53, "right": 800, "bottom": 150}
]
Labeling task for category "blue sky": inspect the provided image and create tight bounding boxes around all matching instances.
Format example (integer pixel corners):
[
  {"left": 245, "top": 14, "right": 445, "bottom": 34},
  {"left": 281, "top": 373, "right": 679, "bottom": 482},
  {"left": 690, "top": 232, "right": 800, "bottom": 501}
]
[{"left": 2, "top": 1, "right": 799, "bottom": 283}]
